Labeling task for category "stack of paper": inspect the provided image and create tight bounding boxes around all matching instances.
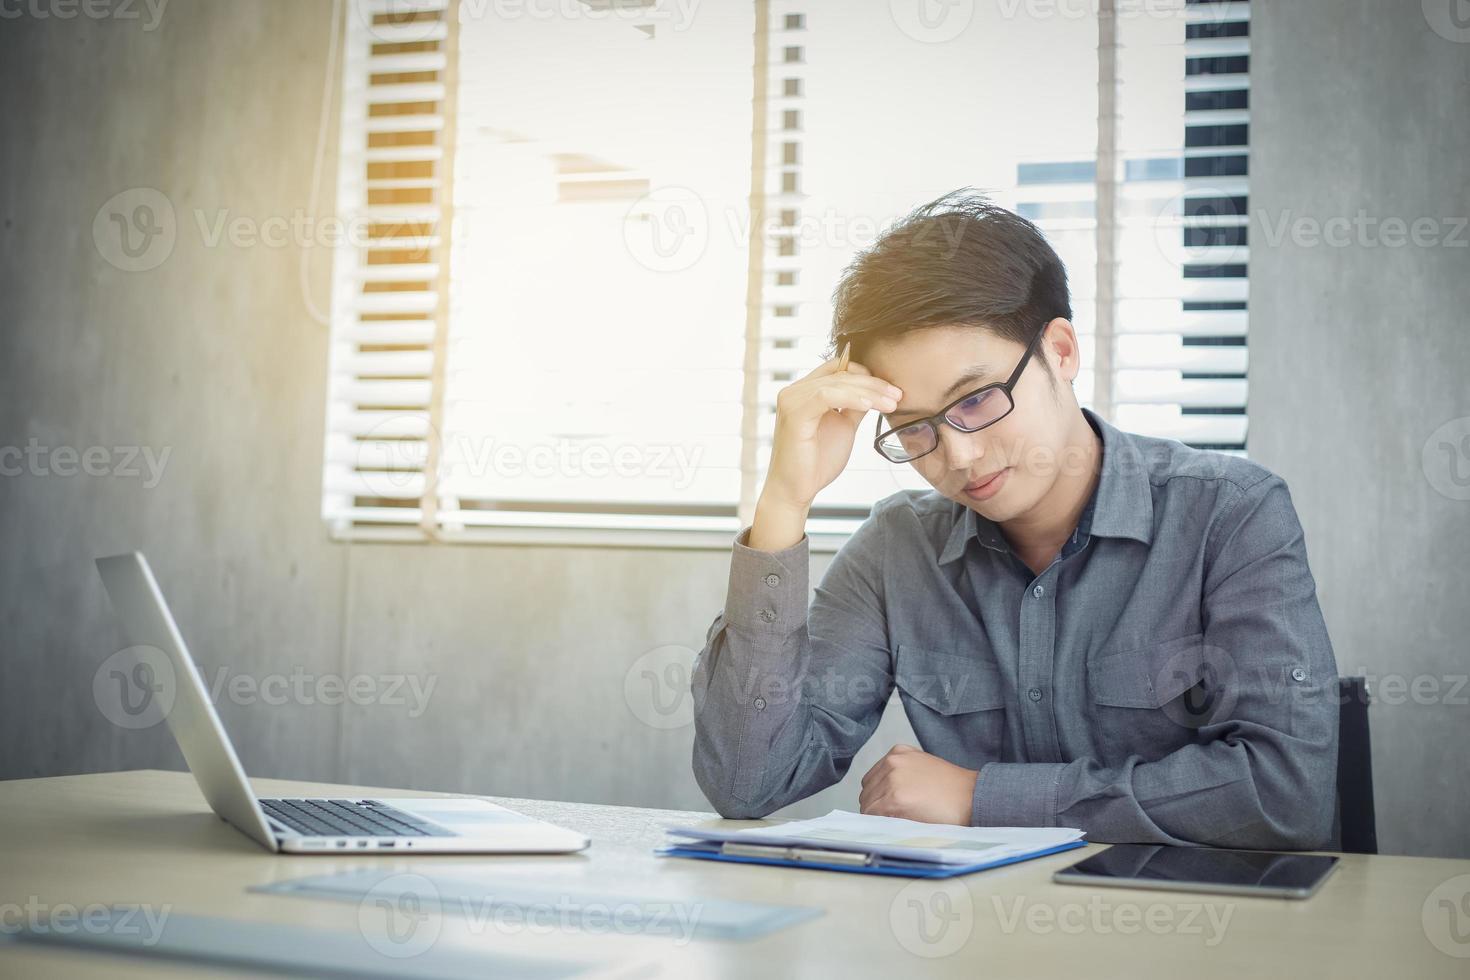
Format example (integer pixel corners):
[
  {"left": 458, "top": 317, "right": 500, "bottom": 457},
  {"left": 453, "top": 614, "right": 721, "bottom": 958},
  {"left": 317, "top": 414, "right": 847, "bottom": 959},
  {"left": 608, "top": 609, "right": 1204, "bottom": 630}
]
[{"left": 658, "top": 810, "right": 1086, "bottom": 879}]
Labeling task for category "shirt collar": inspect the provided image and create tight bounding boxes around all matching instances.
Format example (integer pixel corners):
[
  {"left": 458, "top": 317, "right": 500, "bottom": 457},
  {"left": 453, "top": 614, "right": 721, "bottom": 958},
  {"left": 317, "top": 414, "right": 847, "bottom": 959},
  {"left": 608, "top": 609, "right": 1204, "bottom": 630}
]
[{"left": 937, "top": 406, "right": 1154, "bottom": 564}]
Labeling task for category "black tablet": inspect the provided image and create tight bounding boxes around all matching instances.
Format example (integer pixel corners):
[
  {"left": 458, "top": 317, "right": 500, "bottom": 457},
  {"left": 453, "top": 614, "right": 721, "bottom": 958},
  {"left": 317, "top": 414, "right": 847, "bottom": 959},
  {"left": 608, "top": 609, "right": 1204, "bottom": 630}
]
[{"left": 1053, "top": 844, "right": 1339, "bottom": 899}]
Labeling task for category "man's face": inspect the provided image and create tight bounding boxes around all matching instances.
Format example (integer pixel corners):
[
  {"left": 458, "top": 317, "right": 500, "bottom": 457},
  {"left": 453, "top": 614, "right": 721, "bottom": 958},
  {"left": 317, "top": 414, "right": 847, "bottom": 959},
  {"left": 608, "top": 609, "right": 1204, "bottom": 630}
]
[{"left": 863, "top": 321, "right": 1080, "bottom": 523}]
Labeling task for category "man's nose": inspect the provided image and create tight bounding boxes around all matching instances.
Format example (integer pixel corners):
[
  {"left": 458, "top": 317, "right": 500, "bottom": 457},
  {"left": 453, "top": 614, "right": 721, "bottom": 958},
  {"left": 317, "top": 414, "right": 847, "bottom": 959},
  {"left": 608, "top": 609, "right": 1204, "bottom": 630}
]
[{"left": 937, "top": 424, "right": 981, "bottom": 470}]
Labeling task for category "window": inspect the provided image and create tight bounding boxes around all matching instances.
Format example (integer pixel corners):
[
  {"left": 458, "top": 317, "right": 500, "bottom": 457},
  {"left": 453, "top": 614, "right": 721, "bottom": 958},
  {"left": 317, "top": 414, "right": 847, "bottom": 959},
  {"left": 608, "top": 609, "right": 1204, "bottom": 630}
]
[
  {"left": 322, "top": 0, "right": 1251, "bottom": 543},
  {"left": 1012, "top": 0, "right": 1251, "bottom": 452}
]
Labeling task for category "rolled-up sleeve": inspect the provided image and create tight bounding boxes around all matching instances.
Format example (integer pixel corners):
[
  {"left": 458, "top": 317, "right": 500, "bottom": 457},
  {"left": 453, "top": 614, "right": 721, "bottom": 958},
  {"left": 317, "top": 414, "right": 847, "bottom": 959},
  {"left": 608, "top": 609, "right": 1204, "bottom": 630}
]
[
  {"left": 972, "top": 474, "right": 1340, "bottom": 849},
  {"left": 691, "top": 507, "right": 894, "bottom": 818}
]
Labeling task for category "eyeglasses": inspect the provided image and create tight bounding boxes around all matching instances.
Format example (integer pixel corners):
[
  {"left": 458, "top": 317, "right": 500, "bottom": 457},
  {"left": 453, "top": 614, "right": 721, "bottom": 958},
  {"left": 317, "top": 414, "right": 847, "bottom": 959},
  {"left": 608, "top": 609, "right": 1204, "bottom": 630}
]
[{"left": 872, "top": 321, "right": 1049, "bottom": 463}]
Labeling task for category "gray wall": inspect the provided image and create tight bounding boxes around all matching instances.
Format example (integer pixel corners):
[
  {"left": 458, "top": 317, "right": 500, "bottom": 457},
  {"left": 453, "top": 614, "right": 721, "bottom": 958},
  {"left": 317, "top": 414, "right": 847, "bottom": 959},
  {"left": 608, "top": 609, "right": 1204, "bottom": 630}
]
[
  {"left": 0, "top": 0, "right": 912, "bottom": 821},
  {"left": 1247, "top": 0, "right": 1470, "bottom": 859},
  {"left": 0, "top": 0, "right": 1463, "bottom": 857}
]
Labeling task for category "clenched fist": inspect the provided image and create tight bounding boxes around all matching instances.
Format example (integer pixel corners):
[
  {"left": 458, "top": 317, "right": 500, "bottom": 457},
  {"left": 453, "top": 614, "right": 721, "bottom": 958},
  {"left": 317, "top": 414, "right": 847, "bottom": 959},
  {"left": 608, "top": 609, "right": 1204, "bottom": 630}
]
[{"left": 858, "top": 743, "right": 978, "bottom": 826}]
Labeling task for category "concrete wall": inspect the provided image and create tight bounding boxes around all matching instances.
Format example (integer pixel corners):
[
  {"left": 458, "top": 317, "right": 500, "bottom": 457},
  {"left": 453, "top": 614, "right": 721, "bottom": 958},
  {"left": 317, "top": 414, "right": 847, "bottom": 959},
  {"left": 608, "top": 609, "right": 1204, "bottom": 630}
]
[
  {"left": 1, "top": 0, "right": 1463, "bottom": 857},
  {"left": 1247, "top": 0, "right": 1470, "bottom": 858},
  {"left": 1, "top": 0, "right": 351, "bottom": 786}
]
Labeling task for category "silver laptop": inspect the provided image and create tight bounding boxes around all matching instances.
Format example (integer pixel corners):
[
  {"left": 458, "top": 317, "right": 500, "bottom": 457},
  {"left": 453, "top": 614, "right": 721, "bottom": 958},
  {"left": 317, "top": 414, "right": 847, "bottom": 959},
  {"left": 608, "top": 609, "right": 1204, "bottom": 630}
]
[{"left": 95, "top": 551, "right": 590, "bottom": 855}]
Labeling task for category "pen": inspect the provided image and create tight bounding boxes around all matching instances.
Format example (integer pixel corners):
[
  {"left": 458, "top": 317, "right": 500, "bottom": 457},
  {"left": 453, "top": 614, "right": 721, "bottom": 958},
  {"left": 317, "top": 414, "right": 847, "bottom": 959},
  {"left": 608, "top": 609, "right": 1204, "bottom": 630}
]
[{"left": 835, "top": 340, "right": 852, "bottom": 414}]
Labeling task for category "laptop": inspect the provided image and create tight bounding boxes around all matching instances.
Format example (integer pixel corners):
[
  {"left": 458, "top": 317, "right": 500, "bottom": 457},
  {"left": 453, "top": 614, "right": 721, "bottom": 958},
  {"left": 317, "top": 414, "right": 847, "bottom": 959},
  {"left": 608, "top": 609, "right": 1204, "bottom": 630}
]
[{"left": 95, "top": 551, "right": 590, "bottom": 855}]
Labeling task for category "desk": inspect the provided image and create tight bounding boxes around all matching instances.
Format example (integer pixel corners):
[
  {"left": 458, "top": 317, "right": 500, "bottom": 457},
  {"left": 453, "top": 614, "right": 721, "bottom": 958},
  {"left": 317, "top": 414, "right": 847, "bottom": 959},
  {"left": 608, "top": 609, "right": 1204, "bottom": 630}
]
[{"left": 1, "top": 770, "right": 1465, "bottom": 977}]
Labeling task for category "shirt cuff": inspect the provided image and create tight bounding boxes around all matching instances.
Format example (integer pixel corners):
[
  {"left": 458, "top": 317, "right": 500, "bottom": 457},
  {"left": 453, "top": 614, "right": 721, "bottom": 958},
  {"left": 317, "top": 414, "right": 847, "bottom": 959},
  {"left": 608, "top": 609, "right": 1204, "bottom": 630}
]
[
  {"left": 722, "top": 525, "right": 810, "bottom": 635},
  {"left": 972, "top": 762, "right": 1068, "bottom": 828}
]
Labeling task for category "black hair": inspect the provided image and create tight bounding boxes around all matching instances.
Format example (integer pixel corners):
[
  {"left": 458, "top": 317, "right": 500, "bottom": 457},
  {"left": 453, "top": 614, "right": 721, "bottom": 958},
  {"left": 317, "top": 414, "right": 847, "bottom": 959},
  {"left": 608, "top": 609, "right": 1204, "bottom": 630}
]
[{"left": 829, "top": 189, "right": 1072, "bottom": 370}]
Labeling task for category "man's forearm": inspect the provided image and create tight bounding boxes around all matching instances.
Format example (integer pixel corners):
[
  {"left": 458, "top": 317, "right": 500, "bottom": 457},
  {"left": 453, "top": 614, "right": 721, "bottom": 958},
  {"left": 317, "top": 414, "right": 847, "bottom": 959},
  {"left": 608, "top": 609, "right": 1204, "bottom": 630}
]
[
  {"left": 690, "top": 527, "right": 819, "bottom": 817},
  {"left": 692, "top": 508, "right": 896, "bottom": 819}
]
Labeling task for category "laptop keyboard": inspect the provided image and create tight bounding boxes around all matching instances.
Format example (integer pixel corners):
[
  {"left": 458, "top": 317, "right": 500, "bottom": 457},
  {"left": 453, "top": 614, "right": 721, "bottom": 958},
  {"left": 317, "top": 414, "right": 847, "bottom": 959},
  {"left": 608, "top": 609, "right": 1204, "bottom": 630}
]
[{"left": 259, "top": 798, "right": 454, "bottom": 838}]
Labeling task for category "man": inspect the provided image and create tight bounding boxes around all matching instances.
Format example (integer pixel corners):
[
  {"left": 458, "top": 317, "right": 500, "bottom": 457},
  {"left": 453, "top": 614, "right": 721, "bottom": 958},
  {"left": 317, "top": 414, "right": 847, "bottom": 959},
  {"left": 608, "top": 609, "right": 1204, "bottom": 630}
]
[{"left": 690, "top": 190, "right": 1339, "bottom": 849}]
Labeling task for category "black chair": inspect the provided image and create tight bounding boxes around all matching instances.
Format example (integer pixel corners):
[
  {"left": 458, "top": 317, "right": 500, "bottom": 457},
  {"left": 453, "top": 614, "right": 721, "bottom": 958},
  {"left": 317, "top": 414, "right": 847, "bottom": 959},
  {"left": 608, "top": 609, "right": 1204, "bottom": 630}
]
[{"left": 1332, "top": 676, "right": 1378, "bottom": 854}]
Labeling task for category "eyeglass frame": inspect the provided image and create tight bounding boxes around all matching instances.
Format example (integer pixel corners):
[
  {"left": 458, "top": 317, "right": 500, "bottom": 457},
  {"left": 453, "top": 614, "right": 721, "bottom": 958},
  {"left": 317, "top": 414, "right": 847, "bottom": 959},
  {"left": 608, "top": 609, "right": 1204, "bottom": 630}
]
[{"left": 870, "top": 319, "right": 1051, "bottom": 463}]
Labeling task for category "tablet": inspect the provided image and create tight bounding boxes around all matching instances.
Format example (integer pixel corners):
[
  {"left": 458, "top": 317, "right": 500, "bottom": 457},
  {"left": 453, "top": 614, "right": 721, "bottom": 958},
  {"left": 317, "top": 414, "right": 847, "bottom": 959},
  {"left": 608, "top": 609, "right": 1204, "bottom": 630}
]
[{"left": 1052, "top": 844, "right": 1339, "bottom": 899}]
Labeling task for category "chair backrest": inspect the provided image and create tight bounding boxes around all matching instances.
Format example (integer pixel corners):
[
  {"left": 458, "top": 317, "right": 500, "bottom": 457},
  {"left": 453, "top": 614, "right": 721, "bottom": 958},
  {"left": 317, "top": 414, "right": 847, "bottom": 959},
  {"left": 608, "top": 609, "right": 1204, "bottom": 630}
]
[{"left": 1334, "top": 676, "right": 1378, "bottom": 854}]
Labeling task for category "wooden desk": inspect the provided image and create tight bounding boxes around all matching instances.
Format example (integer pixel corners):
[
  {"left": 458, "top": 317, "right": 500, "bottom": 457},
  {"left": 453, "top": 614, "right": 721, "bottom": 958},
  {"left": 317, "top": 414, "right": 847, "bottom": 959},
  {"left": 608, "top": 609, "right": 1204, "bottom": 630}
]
[{"left": 1, "top": 770, "right": 1465, "bottom": 977}]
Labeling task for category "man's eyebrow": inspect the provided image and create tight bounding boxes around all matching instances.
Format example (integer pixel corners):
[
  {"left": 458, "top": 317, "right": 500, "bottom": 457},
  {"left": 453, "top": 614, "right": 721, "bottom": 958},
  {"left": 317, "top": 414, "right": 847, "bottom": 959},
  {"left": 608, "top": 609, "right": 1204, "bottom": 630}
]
[{"left": 887, "top": 364, "right": 997, "bottom": 419}]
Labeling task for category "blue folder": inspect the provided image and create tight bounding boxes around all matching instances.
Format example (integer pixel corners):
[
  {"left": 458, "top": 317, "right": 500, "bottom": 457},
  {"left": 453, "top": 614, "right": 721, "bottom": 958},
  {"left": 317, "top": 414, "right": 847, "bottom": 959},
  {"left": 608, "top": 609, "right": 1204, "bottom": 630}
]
[{"left": 656, "top": 838, "right": 1086, "bottom": 879}]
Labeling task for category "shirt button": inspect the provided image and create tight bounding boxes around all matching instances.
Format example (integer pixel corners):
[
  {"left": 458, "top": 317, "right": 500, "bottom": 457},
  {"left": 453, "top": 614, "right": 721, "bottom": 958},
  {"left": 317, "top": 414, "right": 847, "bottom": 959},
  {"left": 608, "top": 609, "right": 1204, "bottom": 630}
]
[
  {"left": 764, "top": 573, "right": 781, "bottom": 587},
  {"left": 758, "top": 608, "right": 776, "bottom": 623},
  {"left": 753, "top": 697, "right": 767, "bottom": 711},
  {"left": 1290, "top": 666, "right": 1307, "bottom": 682},
  {"left": 1033, "top": 584, "right": 1045, "bottom": 599},
  {"left": 1028, "top": 687, "right": 1043, "bottom": 701}
]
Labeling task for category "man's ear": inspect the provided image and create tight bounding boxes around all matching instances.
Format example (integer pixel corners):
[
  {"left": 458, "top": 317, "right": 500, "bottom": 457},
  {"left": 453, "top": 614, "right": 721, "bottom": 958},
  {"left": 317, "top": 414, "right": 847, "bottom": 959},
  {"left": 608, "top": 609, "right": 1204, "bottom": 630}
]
[{"left": 1043, "top": 317, "right": 1082, "bottom": 385}]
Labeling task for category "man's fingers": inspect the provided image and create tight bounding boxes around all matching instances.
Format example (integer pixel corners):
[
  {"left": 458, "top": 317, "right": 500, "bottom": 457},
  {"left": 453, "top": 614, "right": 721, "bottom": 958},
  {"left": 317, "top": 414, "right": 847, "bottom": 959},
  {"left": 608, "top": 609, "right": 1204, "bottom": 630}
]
[
  {"left": 799, "top": 354, "right": 898, "bottom": 391},
  {"left": 860, "top": 753, "right": 900, "bottom": 793},
  {"left": 813, "top": 386, "right": 877, "bottom": 416},
  {"left": 836, "top": 375, "right": 903, "bottom": 398},
  {"left": 813, "top": 376, "right": 902, "bottom": 407},
  {"left": 803, "top": 354, "right": 848, "bottom": 380},
  {"left": 858, "top": 776, "right": 890, "bottom": 813},
  {"left": 835, "top": 360, "right": 902, "bottom": 393},
  {"left": 861, "top": 743, "right": 918, "bottom": 799},
  {"left": 811, "top": 382, "right": 896, "bottom": 416},
  {"left": 861, "top": 787, "right": 895, "bottom": 817},
  {"left": 863, "top": 744, "right": 916, "bottom": 792}
]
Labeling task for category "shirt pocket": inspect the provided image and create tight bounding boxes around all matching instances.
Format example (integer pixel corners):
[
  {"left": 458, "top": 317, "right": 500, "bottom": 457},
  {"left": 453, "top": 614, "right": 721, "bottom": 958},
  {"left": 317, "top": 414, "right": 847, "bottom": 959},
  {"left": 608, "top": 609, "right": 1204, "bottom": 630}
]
[
  {"left": 1087, "top": 631, "right": 1228, "bottom": 761},
  {"left": 893, "top": 642, "right": 1008, "bottom": 766}
]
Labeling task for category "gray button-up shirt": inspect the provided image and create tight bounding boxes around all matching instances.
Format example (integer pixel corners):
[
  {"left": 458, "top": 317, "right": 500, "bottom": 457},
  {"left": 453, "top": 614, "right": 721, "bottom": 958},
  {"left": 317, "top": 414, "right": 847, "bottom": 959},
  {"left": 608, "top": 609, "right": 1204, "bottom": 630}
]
[{"left": 691, "top": 407, "right": 1340, "bottom": 849}]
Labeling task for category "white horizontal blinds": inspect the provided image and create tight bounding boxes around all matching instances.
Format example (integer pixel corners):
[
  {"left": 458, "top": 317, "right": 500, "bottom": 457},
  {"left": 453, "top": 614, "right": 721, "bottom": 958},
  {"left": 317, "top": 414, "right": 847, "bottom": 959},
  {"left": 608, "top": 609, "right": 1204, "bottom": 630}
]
[
  {"left": 761, "top": 3, "right": 1099, "bottom": 518},
  {"left": 436, "top": 3, "right": 753, "bottom": 532},
  {"left": 1017, "top": 0, "right": 1250, "bottom": 453},
  {"left": 1114, "top": 0, "right": 1248, "bottom": 449},
  {"left": 1170, "top": 0, "right": 1250, "bottom": 450},
  {"left": 323, "top": 0, "right": 456, "bottom": 537}
]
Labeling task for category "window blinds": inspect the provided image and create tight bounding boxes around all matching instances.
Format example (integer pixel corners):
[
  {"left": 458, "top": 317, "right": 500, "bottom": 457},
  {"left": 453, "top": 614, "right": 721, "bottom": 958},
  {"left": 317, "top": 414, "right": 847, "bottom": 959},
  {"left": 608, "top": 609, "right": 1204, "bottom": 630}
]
[{"left": 323, "top": 0, "right": 456, "bottom": 538}]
